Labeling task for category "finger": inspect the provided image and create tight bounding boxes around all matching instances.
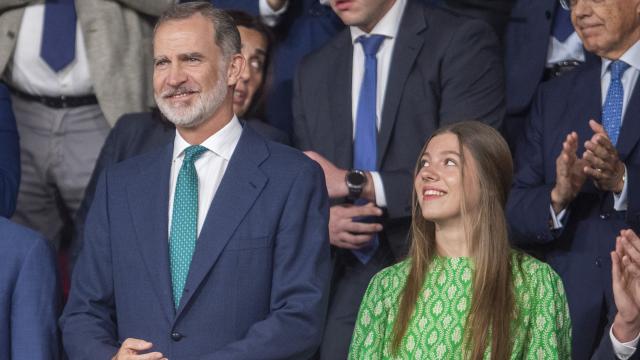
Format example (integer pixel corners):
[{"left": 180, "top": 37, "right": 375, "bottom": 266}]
[
  {"left": 130, "top": 352, "right": 165, "bottom": 360},
  {"left": 343, "top": 204, "right": 384, "bottom": 218},
  {"left": 613, "top": 251, "right": 623, "bottom": 288},
  {"left": 582, "top": 150, "right": 609, "bottom": 171},
  {"left": 621, "top": 230, "right": 640, "bottom": 260},
  {"left": 343, "top": 220, "right": 383, "bottom": 234},
  {"left": 622, "top": 255, "right": 640, "bottom": 278},
  {"left": 585, "top": 138, "right": 615, "bottom": 162},
  {"left": 589, "top": 119, "right": 606, "bottom": 135},
  {"left": 338, "top": 233, "right": 374, "bottom": 248},
  {"left": 121, "top": 339, "right": 153, "bottom": 352},
  {"left": 127, "top": 353, "right": 164, "bottom": 360}
]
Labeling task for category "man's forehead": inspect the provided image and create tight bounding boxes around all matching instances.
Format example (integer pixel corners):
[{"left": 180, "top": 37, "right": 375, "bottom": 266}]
[{"left": 154, "top": 14, "right": 215, "bottom": 43}]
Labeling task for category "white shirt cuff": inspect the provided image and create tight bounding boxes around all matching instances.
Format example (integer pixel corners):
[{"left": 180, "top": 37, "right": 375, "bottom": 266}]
[
  {"left": 613, "top": 165, "right": 629, "bottom": 211},
  {"left": 259, "top": 0, "right": 288, "bottom": 26},
  {"left": 369, "top": 171, "right": 387, "bottom": 208},
  {"left": 610, "top": 324, "right": 639, "bottom": 359},
  {"left": 549, "top": 205, "right": 567, "bottom": 230}
]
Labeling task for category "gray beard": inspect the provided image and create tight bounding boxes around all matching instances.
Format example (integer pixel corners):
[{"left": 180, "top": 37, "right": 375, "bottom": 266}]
[{"left": 156, "top": 76, "right": 228, "bottom": 129}]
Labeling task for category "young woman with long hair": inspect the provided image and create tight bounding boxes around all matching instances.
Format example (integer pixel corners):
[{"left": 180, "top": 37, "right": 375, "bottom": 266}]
[{"left": 348, "top": 122, "right": 571, "bottom": 359}]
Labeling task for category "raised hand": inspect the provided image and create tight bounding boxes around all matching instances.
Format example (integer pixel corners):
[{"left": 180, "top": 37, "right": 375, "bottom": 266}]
[
  {"left": 611, "top": 229, "right": 640, "bottom": 342},
  {"left": 551, "top": 132, "right": 588, "bottom": 213},
  {"left": 583, "top": 120, "right": 625, "bottom": 193}
]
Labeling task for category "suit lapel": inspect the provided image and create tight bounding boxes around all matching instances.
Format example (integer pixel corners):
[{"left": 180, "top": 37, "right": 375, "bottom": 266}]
[
  {"left": 127, "top": 143, "right": 174, "bottom": 322},
  {"left": 328, "top": 33, "right": 354, "bottom": 169},
  {"left": 377, "top": 1, "right": 426, "bottom": 168},
  {"left": 176, "top": 128, "right": 268, "bottom": 317},
  {"left": 617, "top": 77, "right": 640, "bottom": 160}
]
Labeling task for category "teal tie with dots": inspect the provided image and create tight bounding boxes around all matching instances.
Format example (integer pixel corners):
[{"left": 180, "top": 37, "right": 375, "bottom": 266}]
[{"left": 170, "top": 145, "right": 208, "bottom": 309}]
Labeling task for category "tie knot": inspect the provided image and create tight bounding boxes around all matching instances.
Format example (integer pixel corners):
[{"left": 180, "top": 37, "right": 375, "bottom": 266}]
[
  {"left": 183, "top": 145, "right": 207, "bottom": 164},
  {"left": 610, "top": 60, "right": 631, "bottom": 80},
  {"left": 358, "top": 35, "right": 385, "bottom": 57}
]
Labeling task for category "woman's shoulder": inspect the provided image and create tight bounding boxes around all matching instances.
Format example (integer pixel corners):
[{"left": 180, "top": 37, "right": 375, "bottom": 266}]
[
  {"left": 511, "top": 251, "right": 565, "bottom": 294},
  {"left": 367, "top": 259, "right": 411, "bottom": 292}
]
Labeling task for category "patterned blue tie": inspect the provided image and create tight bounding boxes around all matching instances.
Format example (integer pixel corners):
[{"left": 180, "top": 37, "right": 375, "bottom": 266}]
[
  {"left": 352, "top": 35, "right": 385, "bottom": 264},
  {"left": 41, "top": 0, "right": 77, "bottom": 72},
  {"left": 552, "top": 6, "right": 573, "bottom": 42},
  {"left": 170, "top": 145, "right": 207, "bottom": 309},
  {"left": 602, "top": 60, "right": 630, "bottom": 146}
]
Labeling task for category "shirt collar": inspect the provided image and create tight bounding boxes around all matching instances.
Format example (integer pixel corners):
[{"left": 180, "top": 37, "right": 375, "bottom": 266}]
[
  {"left": 172, "top": 115, "right": 242, "bottom": 162},
  {"left": 319, "top": 0, "right": 330, "bottom": 5},
  {"left": 349, "top": 0, "right": 407, "bottom": 44},
  {"left": 600, "top": 40, "right": 640, "bottom": 79}
]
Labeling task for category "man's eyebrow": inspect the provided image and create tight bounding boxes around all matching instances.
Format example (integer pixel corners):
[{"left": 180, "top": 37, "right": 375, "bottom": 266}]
[
  {"left": 153, "top": 55, "right": 168, "bottom": 63},
  {"left": 179, "top": 52, "right": 205, "bottom": 59}
]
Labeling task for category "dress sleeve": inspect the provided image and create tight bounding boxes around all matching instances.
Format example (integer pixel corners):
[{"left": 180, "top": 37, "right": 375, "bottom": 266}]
[
  {"left": 348, "top": 272, "right": 389, "bottom": 359},
  {"left": 525, "top": 263, "right": 572, "bottom": 359}
]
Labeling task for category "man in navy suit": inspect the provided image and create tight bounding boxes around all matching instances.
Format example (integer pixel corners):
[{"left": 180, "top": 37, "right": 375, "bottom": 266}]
[
  {"left": 293, "top": 0, "right": 504, "bottom": 357},
  {"left": 0, "top": 82, "right": 19, "bottom": 218},
  {"left": 507, "top": 0, "right": 640, "bottom": 357},
  {"left": 61, "top": 3, "right": 330, "bottom": 359},
  {"left": 0, "top": 217, "right": 60, "bottom": 360}
]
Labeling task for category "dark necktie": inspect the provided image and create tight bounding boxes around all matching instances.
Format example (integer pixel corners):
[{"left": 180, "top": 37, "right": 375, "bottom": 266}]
[
  {"left": 170, "top": 145, "right": 208, "bottom": 309},
  {"left": 41, "top": 0, "right": 77, "bottom": 72},
  {"left": 602, "top": 60, "right": 631, "bottom": 146},
  {"left": 552, "top": 6, "right": 573, "bottom": 42},
  {"left": 352, "top": 34, "right": 385, "bottom": 264}
]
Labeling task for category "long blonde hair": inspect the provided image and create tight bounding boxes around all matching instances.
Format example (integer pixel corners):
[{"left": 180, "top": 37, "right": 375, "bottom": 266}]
[{"left": 391, "top": 122, "right": 515, "bottom": 359}]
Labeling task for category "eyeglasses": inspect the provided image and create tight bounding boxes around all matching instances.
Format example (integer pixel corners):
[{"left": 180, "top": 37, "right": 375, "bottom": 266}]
[
  {"left": 559, "top": 0, "right": 570, "bottom": 10},
  {"left": 559, "top": 0, "right": 607, "bottom": 10}
]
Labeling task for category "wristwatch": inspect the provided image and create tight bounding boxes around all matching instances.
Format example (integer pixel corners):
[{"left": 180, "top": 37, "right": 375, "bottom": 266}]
[{"left": 345, "top": 169, "right": 367, "bottom": 200}]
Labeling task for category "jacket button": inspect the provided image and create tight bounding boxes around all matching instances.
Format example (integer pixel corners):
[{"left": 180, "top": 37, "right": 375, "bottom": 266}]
[
  {"left": 600, "top": 213, "right": 610, "bottom": 220},
  {"left": 595, "top": 257, "right": 602, "bottom": 267},
  {"left": 171, "top": 332, "right": 183, "bottom": 341}
]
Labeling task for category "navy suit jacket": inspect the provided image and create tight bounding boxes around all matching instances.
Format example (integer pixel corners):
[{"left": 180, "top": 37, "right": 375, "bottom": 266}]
[
  {"left": 0, "top": 83, "right": 19, "bottom": 218},
  {"left": 61, "top": 126, "right": 331, "bottom": 359},
  {"left": 507, "top": 55, "right": 640, "bottom": 359},
  {"left": 293, "top": 0, "right": 504, "bottom": 258},
  {"left": 0, "top": 217, "right": 60, "bottom": 360},
  {"left": 71, "top": 111, "right": 290, "bottom": 268}
]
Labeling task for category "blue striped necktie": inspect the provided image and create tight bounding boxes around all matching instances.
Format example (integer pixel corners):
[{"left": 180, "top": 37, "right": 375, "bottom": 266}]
[
  {"left": 602, "top": 60, "right": 630, "bottom": 146},
  {"left": 352, "top": 34, "right": 385, "bottom": 264},
  {"left": 170, "top": 145, "right": 208, "bottom": 309},
  {"left": 41, "top": 0, "right": 77, "bottom": 72}
]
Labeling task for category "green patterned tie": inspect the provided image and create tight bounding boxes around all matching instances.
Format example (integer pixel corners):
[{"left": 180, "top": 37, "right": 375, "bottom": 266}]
[{"left": 170, "top": 145, "right": 208, "bottom": 309}]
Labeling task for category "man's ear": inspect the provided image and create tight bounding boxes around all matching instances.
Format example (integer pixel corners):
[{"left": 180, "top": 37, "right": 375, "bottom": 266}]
[{"left": 227, "top": 53, "right": 245, "bottom": 86}]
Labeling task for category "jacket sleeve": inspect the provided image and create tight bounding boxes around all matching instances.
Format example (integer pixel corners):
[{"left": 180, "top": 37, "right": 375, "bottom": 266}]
[{"left": 0, "top": 83, "right": 20, "bottom": 218}]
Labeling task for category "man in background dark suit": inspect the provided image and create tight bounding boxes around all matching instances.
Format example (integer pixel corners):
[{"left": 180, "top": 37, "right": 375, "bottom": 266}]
[
  {"left": 507, "top": 0, "right": 640, "bottom": 356},
  {"left": 0, "top": 82, "right": 19, "bottom": 218},
  {"left": 0, "top": 217, "right": 60, "bottom": 360},
  {"left": 293, "top": 0, "right": 504, "bottom": 357}
]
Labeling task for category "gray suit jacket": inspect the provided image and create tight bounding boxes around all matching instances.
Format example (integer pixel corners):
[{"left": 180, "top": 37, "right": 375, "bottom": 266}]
[
  {"left": 0, "top": 0, "right": 174, "bottom": 126},
  {"left": 293, "top": 0, "right": 504, "bottom": 259}
]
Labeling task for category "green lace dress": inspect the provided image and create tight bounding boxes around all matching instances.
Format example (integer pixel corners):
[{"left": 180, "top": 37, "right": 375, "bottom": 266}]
[{"left": 348, "top": 253, "right": 571, "bottom": 359}]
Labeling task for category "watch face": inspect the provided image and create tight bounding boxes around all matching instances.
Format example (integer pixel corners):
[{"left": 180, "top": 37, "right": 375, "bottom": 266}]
[{"left": 347, "top": 171, "right": 366, "bottom": 187}]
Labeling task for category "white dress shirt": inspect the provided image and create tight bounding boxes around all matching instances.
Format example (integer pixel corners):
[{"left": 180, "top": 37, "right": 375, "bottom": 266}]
[
  {"left": 550, "top": 40, "right": 640, "bottom": 228},
  {"left": 348, "top": 0, "right": 407, "bottom": 208},
  {"left": 10, "top": 4, "right": 93, "bottom": 96},
  {"left": 546, "top": 32, "right": 585, "bottom": 67},
  {"left": 168, "top": 116, "right": 243, "bottom": 237}
]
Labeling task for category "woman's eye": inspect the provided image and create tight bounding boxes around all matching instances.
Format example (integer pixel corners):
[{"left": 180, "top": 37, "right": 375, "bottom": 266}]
[
  {"left": 420, "top": 159, "right": 429, "bottom": 168},
  {"left": 445, "top": 159, "right": 457, "bottom": 166}
]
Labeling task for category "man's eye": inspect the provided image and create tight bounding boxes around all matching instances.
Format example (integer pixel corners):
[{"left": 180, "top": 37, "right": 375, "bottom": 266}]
[
  {"left": 420, "top": 159, "right": 429, "bottom": 167},
  {"left": 155, "top": 60, "right": 168, "bottom": 66},
  {"left": 187, "top": 57, "right": 200, "bottom": 63}
]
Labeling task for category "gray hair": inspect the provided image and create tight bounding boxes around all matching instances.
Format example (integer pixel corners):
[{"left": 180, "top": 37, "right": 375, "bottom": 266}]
[{"left": 155, "top": 2, "right": 241, "bottom": 61}]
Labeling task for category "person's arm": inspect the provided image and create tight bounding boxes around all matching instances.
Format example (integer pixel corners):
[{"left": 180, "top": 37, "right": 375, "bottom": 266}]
[
  {"left": 60, "top": 171, "right": 121, "bottom": 360},
  {"left": 0, "top": 83, "right": 20, "bottom": 218},
  {"left": 189, "top": 159, "right": 331, "bottom": 360},
  {"left": 525, "top": 262, "right": 572, "bottom": 358},
  {"left": 348, "top": 271, "right": 388, "bottom": 359},
  {"left": 11, "top": 233, "right": 61, "bottom": 360}
]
